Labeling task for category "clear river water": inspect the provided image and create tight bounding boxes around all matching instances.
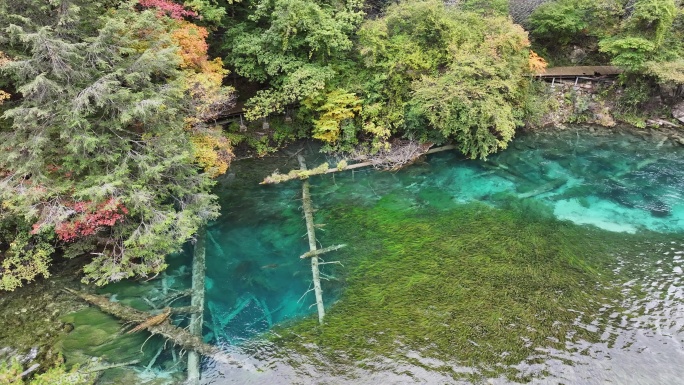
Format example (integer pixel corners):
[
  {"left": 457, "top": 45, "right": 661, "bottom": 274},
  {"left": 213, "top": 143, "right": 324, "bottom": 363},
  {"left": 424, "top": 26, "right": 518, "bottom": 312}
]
[{"left": 67, "top": 127, "right": 684, "bottom": 384}]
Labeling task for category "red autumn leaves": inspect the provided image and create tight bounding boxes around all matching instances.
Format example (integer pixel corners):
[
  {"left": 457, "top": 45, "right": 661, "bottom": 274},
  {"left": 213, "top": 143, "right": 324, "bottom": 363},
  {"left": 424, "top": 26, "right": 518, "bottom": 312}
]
[
  {"left": 138, "top": 0, "right": 198, "bottom": 20},
  {"left": 31, "top": 198, "right": 129, "bottom": 242}
]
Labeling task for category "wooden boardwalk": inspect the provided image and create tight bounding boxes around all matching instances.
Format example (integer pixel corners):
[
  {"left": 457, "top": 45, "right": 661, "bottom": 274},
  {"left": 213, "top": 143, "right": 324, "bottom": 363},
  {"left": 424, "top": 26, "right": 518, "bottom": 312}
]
[{"left": 535, "top": 66, "right": 622, "bottom": 79}]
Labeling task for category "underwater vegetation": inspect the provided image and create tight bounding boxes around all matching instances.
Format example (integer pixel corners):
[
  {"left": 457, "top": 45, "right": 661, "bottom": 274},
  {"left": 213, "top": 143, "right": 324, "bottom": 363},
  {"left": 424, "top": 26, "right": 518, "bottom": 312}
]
[
  {"left": 38, "top": 129, "right": 684, "bottom": 384},
  {"left": 273, "top": 194, "right": 678, "bottom": 382},
  {"left": 57, "top": 308, "right": 163, "bottom": 366}
]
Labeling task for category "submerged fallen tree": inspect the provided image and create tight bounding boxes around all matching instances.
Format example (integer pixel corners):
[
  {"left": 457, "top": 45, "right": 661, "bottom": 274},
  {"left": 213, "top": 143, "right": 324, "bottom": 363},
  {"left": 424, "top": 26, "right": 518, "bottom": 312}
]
[
  {"left": 261, "top": 141, "right": 456, "bottom": 184},
  {"left": 64, "top": 289, "right": 252, "bottom": 369}
]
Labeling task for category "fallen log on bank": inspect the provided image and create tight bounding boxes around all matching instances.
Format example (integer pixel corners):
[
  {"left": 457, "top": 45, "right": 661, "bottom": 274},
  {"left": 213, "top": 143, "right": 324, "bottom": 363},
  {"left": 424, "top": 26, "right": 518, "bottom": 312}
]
[
  {"left": 63, "top": 289, "right": 248, "bottom": 368},
  {"left": 261, "top": 143, "right": 457, "bottom": 184}
]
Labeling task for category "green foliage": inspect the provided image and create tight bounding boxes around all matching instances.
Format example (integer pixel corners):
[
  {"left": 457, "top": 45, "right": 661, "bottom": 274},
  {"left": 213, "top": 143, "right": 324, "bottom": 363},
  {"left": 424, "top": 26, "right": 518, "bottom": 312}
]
[
  {"left": 610, "top": 77, "right": 653, "bottom": 127},
  {"left": 615, "top": 77, "right": 654, "bottom": 114},
  {"left": 0, "top": 357, "right": 95, "bottom": 385},
  {"left": 568, "top": 89, "right": 593, "bottom": 123},
  {"left": 355, "top": 0, "right": 532, "bottom": 158},
  {"left": 455, "top": 0, "right": 509, "bottom": 16},
  {"left": 0, "top": 216, "right": 55, "bottom": 291},
  {"left": 626, "top": 0, "right": 677, "bottom": 44},
  {"left": 528, "top": 0, "right": 592, "bottom": 45},
  {"left": 409, "top": 73, "right": 518, "bottom": 159},
  {"left": 222, "top": 0, "right": 533, "bottom": 158},
  {"left": 530, "top": 0, "right": 684, "bottom": 88},
  {"left": 0, "top": 3, "right": 219, "bottom": 288},
  {"left": 519, "top": 79, "right": 558, "bottom": 128},
  {"left": 645, "top": 59, "right": 684, "bottom": 85},
  {"left": 303, "top": 89, "right": 362, "bottom": 143},
  {"left": 222, "top": 0, "right": 364, "bottom": 120},
  {"left": 184, "top": 0, "right": 227, "bottom": 24},
  {"left": 599, "top": 36, "right": 658, "bottom": 71}
]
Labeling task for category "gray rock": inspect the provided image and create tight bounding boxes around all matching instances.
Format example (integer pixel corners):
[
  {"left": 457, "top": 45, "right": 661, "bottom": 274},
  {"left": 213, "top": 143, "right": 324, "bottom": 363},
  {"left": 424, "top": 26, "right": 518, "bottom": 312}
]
[
  {"left": 569, "top": 46, "right": 587, "bottom": 64},
  {"left": 673, "top": 102, "right": 684, "bottom": 124}
]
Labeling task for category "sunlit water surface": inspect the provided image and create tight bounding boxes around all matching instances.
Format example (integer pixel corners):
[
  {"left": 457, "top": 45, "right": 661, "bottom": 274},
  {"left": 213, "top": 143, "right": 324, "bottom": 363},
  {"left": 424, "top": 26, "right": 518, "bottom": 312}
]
[{"left": 104, "top": 129, "right": 684, "bottom": 384}]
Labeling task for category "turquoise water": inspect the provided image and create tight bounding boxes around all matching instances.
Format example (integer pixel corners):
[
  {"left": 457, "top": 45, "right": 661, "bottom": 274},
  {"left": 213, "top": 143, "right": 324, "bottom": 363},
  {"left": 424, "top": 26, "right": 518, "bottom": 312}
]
[
  {"left": 82, "top": 128, "right": 684, "bottom": 383},
  {"left": 193, "top": 128, "right": 684, "bottom": 384}
]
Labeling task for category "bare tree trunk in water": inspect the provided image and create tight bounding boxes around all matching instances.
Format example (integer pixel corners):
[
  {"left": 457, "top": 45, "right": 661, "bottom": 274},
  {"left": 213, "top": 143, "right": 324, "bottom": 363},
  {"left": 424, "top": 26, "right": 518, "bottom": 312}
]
[
  {"left": 298, "top": 155, "right": 326, "bottom": 324},
  {"left": 187, "top": 229, "right": 206, "bottom": 384}
]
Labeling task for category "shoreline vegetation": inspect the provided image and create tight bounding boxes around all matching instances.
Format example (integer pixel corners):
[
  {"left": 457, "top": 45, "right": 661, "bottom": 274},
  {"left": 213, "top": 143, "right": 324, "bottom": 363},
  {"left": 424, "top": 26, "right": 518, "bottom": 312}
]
[
  {"left": 1, "top": 125, "right": 680, "bottom": 384},
  {"left": 1, "top": 0, "right": 683, "bottom": 382}
]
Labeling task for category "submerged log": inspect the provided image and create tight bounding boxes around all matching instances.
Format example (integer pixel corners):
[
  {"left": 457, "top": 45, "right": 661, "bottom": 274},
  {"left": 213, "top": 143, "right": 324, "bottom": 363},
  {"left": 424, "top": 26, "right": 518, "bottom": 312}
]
[
  {"left": 299, "top": 244, "right": 347, "bottom": 259},
  {"left": 82, "top": 360, "right": 141, "bottom": 374},
  {"left": 150, "top": 305, "right": 200, "bottom": 315},
  {"left": 63, "top": 289, "right": 247, "bottom": 368},
  {"left": 518, "top": 178, "right": 568, "bottom": 199},
  {"left": 187, "top": 229, "right": 206, "bottom": 385},
  {"left": 298, "top": 155, "right": 326, "bottom": 324}
]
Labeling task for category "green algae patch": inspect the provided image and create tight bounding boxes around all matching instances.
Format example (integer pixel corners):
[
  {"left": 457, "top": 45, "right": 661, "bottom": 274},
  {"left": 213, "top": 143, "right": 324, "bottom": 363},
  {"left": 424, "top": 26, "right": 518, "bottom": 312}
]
[
  {"left": 273, "top": 198, "right": 653, "bottom": 381},
  {"left": 57, "top": 307, "right": 162, "bottom": 366}
]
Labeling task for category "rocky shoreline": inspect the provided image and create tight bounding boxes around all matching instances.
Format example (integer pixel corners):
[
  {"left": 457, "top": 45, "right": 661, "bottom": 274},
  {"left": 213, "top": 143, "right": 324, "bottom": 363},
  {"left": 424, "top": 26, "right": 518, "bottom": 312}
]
[{"left": 530, "top": 79, "right": 684, "bottom": 146}]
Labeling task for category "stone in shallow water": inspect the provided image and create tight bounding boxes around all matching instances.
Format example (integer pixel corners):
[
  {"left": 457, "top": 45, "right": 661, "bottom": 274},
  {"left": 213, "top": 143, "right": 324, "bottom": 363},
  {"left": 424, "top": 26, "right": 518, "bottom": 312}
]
[
  {"left": 649, "top": 204, "right": 671, "bottom": 218},
  {"left": 58, "top": 307, "right": 162, "bottom": 366}
]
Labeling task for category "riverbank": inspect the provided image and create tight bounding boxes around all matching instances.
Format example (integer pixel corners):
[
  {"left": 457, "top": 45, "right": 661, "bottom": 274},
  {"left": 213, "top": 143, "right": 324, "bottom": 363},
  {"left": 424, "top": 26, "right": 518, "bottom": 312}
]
[{"left": 531, "top": 79, "right": 684, "bottom": 146}]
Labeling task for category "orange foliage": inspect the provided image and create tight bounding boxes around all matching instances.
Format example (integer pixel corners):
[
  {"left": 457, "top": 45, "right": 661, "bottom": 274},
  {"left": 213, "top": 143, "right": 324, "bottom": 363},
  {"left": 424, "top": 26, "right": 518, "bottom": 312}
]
[
  {"left": 128, "top": 10, "right": 236, "bottom": 177},
  {"left": 171, "top": 21, "right": 209, "bottom": 69},
  {"left": 0, "top": 51, "right": 10, "bottom": 104},
  {"left": 529, "top": 50, "right": 548, "bottom": 73},
  {"left": 169, "top": 21, "right": 234, "bottom": 177},
  {"left": 34, "top": 198, "right": 129, "bottom": 242},
  {"left": 190, "top": 129, "right": 233, "bottom": 178}
]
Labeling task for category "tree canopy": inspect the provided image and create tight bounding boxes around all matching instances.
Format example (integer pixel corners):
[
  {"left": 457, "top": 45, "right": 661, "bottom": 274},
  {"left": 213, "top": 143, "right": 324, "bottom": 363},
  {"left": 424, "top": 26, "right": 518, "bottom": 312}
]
[
  {"left": 528, "top": 0, "right": 684, "bottom": 85},
  {"left": 1, "top": 0, "right": 681, "bottom": 290},
  {"left": 222, "top": 0, "right": 537, "bottom": 155},
  {"left": 0, "top": 0, "right": 233, "bottom": 289}
]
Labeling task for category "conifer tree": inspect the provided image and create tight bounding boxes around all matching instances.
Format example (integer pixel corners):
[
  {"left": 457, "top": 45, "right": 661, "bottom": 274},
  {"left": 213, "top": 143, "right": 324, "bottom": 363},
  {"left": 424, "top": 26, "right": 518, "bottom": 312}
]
[{"left": 0, "top": 1, "right": 232, "bottom": 289}]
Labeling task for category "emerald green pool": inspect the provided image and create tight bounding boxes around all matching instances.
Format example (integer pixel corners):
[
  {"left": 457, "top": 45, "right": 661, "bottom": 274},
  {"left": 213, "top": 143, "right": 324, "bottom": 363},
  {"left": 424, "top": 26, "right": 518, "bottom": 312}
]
[{"left": 69, "top": 128, "right": 684, "bottom": 384}]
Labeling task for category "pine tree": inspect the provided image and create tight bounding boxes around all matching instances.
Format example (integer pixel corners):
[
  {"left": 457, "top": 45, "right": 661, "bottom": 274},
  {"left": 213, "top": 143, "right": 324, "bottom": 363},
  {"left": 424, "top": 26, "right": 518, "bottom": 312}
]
[{"left": 0, "top": 1, "right": 231, "bottom": 288}]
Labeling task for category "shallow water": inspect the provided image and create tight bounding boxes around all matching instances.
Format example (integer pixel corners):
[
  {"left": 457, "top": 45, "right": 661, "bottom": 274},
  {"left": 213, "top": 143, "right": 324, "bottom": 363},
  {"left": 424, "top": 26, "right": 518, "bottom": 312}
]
[{"left": 78, "top": 128, "right": 684, "bottom": 384}]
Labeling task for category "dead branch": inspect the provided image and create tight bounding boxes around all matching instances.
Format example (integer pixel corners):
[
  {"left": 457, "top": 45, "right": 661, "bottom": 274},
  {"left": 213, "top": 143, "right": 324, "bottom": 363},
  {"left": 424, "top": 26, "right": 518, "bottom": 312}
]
[
  {"left": 299, "top": 244, "right": 347, "bottom": 259},
  {"left": 260, "top": 142, "right": 456, "bottom": 184}
]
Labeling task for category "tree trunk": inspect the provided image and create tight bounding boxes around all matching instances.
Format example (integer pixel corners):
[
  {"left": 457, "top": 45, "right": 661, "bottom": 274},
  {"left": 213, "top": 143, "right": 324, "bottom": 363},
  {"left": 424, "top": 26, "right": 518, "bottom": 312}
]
[
  {"left": 298, "top": 155, "right": 325, "bottom": 325},
  {"left": 187, "top": 229, "right": 206, "bottom": 384},
  {"left": 64, "top": 289, "right": 246, "bottom": 368}
]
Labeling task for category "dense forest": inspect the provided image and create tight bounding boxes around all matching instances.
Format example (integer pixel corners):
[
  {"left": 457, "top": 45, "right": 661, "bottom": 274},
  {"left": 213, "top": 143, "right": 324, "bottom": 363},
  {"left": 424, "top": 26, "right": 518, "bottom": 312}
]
[{"left": 0, "top": 0, "right": 683, "bottom": 380}]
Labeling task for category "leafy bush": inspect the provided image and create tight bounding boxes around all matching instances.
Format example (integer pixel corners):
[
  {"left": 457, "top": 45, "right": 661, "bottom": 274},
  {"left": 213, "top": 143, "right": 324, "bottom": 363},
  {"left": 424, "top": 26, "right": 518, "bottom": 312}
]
[
  {"left": 353, "top": 0, "right": 533, "bottom": 158},
  {"left": 529, "top": 0, "right": 591, "bottom": 45},
  {"left": 0, "top": 358, "right": 95, "bottom": 385}
]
